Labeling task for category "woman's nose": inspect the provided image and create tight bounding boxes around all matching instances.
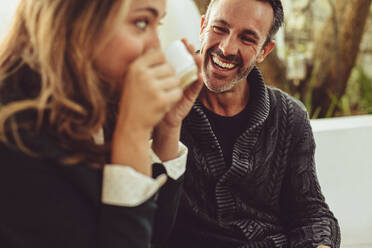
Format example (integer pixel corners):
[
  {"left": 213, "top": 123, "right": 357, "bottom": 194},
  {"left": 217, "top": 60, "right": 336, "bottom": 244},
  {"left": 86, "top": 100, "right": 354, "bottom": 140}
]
[{"left": 146, "top": 31, "right": 161, "bottom": 51}]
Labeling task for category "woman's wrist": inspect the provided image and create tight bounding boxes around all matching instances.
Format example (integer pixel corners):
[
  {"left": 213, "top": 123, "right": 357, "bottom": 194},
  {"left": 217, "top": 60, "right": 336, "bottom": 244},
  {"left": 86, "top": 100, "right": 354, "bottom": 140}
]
[
  {"left": 152, "top": 123, "right": 181, "bottom": 162},
  {"left": 111, "top": 126, "right": 152, "bottom": 176}
]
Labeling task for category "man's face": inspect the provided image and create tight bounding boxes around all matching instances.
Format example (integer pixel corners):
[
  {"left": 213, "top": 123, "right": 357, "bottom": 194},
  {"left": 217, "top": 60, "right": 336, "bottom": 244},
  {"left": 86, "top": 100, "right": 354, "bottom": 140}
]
[{"left": 200, "top": 0, "right": 274, "bottom": 93}]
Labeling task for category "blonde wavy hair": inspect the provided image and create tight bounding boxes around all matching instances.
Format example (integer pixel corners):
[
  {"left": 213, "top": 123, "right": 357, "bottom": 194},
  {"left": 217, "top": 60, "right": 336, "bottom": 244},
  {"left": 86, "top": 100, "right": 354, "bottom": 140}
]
[{"left": 0, "top": 0, "right": 131, "bottom": 166}]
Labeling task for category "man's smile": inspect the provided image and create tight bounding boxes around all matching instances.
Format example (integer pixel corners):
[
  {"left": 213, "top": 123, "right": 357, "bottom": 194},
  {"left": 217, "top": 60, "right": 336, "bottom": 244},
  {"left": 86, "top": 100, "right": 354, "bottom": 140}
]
[{"left": 211, "top": 54, "right": 238, "bottom": 70}]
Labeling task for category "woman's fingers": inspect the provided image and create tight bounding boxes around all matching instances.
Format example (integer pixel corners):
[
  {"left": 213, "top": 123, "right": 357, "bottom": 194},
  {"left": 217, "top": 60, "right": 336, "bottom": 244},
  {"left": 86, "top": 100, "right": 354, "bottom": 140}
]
[
  {"left": 135, "top": 49, "right": 167, "bottom": 68},
  {"left": 156, "top": 76, "right": 181, "bottom": 91},
  {"left": 181, "top": 38, "right": 194, "bottom": 53},
  {"left": 162, "top": 87, "right": 183, "bottom": 108},
  {"left": 116, "top": 47, "right": 184, "bottom": 131},
  {"left": 150, "top": 63, "right": 177, "bottom": 80},
  {"left": 181, "top": 38, "right": 202, "bottom": 68}
]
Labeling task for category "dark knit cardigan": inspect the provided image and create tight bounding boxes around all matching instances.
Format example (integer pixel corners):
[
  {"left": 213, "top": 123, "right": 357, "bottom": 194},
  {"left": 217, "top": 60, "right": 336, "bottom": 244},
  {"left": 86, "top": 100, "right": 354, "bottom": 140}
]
[{"left": 168, "top": 67, "right": 340, "bottom": 248}]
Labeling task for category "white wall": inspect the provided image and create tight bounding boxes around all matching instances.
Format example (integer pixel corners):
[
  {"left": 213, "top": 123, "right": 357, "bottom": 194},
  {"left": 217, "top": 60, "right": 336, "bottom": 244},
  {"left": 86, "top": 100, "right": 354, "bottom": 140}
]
[
  {"left": 0, "top": 0, "right": 201, "bottom": 49},
  {"left": 0, "top": 0, "right": 19, "bottom": 40},
  {"left": 159, "top": 0, "right": 201, "bottom": 49},
  {"left": 312, "top": 115, "right": 372, "bottom": 248}
]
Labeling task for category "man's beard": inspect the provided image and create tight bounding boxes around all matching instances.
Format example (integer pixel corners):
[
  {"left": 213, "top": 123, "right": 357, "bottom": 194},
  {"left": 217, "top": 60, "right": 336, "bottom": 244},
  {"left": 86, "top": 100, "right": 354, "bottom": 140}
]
[
  {"left": 202, "top": 47, "right": 255, "bottom": 93},
  {"left": 202, "top": 67, "right": 253, "bottom": 93}
]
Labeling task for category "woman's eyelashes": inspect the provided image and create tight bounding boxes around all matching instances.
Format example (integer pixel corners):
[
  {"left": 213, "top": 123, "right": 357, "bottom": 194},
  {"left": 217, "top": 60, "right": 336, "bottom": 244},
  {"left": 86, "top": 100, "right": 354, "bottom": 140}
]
[
  {"left": 134, "top": 18, "right": 163, "bottom": 32},
  {"left": 135, "top": 19, "right": 150, "bottom": 31}
]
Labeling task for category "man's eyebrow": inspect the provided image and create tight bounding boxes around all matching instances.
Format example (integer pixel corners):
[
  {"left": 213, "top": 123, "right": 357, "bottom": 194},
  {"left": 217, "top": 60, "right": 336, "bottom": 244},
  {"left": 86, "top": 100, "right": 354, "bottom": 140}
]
[
  {"left": 213, "top": 19, "right": 231, "bottom": 28},
  {"left": 135, "top": 7, "right": 166, "bottom": 18}
]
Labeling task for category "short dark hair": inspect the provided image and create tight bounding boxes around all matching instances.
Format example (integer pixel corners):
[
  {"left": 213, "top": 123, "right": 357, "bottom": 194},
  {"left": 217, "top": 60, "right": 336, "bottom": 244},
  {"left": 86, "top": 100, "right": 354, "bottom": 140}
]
[{"left": 203, "top": 0, "right": 284, "bottom": 47}]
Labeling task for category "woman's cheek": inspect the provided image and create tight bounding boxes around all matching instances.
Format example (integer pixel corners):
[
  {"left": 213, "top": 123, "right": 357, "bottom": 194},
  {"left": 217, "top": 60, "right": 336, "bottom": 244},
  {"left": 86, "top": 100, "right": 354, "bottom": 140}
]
[
  {"left": 117, "top": 35, "right": 145, "bottom": 75},
  {"left": 96, "top": 35, "right": 144, "bottom": 83}
]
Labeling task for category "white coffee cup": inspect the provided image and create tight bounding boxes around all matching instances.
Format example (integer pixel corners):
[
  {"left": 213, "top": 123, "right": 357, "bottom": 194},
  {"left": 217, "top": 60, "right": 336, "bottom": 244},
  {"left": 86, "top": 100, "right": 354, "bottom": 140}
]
[{"left": 164, "top": 40, "right": 198, "bottom": 89}]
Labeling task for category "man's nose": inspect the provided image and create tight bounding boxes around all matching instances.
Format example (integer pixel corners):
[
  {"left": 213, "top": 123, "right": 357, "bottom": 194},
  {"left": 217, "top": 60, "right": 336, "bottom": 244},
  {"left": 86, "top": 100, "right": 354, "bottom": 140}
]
[{"left": 219, "top": 35, "right": 238, "bottom": 57}]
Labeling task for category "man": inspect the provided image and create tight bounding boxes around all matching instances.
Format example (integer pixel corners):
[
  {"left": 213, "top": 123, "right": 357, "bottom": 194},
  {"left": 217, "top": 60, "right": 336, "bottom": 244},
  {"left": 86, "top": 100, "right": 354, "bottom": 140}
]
[{"left": 166, "top": 0, "right": 340, "bottom": 247}]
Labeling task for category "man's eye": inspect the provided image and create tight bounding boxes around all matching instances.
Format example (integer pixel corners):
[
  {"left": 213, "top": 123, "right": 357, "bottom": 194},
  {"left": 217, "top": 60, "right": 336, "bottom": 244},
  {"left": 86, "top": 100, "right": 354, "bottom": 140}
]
[
  {"left": 213, "top": 26, "right": 227, "bottom": 34},
  {"left": 135, "top": 20, "right": 149, "bottom": 30},
  {"left": 241, "top": 37, "right": 256, "bottom": 44}
]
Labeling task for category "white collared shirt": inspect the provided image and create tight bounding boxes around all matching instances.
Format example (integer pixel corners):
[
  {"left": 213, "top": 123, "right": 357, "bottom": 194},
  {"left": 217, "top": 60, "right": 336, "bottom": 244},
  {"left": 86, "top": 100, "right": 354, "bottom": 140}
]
[{"left": 93, "top": 129, "right": 187, "bottom": 207}]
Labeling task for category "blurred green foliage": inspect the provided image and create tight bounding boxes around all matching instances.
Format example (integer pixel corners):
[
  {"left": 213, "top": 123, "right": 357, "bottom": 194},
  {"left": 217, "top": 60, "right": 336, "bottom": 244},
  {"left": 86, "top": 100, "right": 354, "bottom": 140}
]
[
  {"left": 345, "top": 66, "right": 372, "bottom": 115},
  {"left": 296, "top": 64, "right": 372, "bottom": 119}
]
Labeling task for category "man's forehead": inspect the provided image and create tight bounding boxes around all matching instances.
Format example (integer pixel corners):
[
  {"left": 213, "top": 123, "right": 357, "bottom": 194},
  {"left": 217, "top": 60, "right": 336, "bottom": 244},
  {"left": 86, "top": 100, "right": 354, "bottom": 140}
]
[
  {"left": 209, "top": 0, "right": 273, "bottom": 20},
  {"left": 208, "top": 0, "right": 273, "bottom": 38}
]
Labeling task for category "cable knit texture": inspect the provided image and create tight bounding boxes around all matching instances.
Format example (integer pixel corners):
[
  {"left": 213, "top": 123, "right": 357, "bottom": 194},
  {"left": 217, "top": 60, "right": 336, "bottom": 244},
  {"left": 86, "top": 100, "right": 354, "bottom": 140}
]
[{"left": 173, "top": 67, "right": 340, "bottom": 248}]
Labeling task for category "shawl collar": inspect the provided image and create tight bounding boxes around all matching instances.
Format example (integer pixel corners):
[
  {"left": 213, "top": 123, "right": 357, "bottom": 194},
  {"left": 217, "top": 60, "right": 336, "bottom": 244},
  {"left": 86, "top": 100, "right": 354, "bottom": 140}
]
[{"left": 183, "top": 67, "right": 271, "bottom": 224}]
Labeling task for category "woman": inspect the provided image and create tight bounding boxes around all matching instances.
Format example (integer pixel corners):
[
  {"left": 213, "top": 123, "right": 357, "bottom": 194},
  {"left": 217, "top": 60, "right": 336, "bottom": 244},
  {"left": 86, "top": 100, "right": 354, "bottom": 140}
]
[{"left": 0, "top": 0, "right": 202, "bottom": 247}]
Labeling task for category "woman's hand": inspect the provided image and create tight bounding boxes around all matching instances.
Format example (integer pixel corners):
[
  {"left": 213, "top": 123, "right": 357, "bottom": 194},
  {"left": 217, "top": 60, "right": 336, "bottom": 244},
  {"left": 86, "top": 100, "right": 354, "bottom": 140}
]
[
  {"left": 152, "top": 39, "right": 203, "bottom": 162},
  {"left": 159, "top": 39, "right": 203, "bottom": 129},
  {"left": 117, "top": 49, "right": 183, "bottom": 132},
  {"left": 111, "top": 49, "right": 183, "bottom": 176}
]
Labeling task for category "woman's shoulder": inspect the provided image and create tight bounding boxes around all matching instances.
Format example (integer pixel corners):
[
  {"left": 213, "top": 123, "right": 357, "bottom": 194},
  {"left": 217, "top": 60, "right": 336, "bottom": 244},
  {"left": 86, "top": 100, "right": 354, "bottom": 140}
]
[
  {"left": 0, "top": 139, "right": 103, "bottom": 202},
  {"left": 1, "top": 128, "right": 67, "bottom": 164}
]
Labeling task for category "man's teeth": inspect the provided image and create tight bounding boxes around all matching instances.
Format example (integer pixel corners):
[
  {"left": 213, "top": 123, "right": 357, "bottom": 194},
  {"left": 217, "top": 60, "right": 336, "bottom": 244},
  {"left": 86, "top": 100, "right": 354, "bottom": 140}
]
[{"left": 212, "top": 56, "right": 236, "bottom": 69}]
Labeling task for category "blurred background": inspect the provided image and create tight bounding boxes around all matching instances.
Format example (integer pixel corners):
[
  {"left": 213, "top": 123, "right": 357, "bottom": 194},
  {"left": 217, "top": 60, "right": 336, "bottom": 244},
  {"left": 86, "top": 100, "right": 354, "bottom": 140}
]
[
  {"left": 2, "top": 0, "right": 371, "bottom": 120},
  {"left": 192, "top": 0, "right": 372, "bottom": 119},
  {"left": 0, "top": 0, "right": 18, "bottom": 40}
]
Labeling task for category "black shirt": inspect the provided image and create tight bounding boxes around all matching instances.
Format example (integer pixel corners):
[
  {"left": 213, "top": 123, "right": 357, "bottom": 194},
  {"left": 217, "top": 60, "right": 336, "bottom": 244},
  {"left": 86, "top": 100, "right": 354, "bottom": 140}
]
[{"left": 202, "top": 100, "right": 252, "bottom": 167}]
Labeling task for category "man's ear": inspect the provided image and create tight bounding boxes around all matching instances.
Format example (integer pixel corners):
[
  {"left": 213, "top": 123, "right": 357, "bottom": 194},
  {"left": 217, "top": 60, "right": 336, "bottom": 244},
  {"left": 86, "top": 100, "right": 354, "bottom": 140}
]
[
  {"left": 257, "top": 41, "right": 275, "bottom": 63},
  {"left": 200, "top": 15, "right": 206, "bottom": 34}
]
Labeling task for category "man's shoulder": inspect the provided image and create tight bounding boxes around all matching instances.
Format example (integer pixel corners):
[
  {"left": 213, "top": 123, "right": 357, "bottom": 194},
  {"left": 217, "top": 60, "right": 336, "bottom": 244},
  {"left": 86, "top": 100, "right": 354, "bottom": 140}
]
[
  {"left": 267, "top": 86, "right": 308, "bottom": 116},
  {"left": 266, "top": 87, "right": 314, "bottom": 147},
  {"left": 266, "top": 86, "right": 311, "bottom": 136}
]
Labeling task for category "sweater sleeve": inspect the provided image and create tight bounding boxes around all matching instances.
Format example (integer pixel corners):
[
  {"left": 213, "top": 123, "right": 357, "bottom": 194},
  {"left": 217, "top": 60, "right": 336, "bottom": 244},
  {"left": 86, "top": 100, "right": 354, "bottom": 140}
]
[
  {"left": 99, "top": 197, "right": 158, "bottom": 248},
  {"left": 282, "top": 109, "right": 340, "bottom": 248},
  {"left": 150, "top": 143, "right": 188, "bottom": 246}
]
